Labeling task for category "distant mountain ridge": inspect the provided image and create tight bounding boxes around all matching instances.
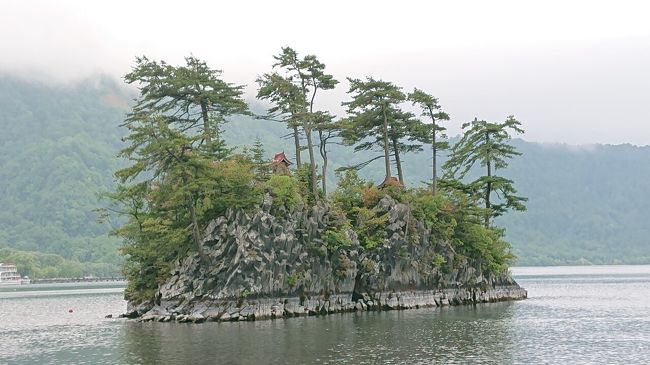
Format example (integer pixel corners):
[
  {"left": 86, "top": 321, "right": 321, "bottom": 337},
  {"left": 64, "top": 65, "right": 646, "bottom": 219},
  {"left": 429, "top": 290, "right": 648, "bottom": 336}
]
[
  {"left": 0, "top": 75, "right": 129, "bottom": 276},
  {"left": 0, "top": 75, "right": 648, "bottom": 273}
]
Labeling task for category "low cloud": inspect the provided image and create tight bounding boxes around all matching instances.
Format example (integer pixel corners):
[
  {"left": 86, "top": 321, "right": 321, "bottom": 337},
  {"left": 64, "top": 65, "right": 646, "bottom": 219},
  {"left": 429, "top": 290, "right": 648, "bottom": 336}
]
[{"left": 2, "top": 0, "right": 650, "bottom": 145}]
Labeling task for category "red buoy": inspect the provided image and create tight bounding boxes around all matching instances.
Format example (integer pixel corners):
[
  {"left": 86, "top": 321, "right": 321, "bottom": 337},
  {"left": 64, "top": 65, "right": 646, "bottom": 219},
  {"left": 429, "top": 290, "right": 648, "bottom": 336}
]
[{"left": 68, "top": 309, "right": 74, "bottom": 313}]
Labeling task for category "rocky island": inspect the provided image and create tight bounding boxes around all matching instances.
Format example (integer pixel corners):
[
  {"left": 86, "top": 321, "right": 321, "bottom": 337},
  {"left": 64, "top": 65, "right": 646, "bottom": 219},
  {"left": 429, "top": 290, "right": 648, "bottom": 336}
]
[
  {"left": 125, "top": 192, "right": 526, "bottom": 322},
  {"left": 109, "top": 49, "right": 528, "bottom": 323}
]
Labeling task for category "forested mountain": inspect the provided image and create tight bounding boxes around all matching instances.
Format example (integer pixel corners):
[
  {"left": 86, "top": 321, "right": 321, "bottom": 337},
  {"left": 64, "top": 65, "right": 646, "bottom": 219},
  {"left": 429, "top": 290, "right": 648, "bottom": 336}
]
[
  {"left": 499, "top": 141, "right": 650, "bottom": 265},
  {"left": 0, "top": 76, "right": 129, "bottom": 276},
  {"left": 0, "top": 75, "right": 648, "bottom": 275}
]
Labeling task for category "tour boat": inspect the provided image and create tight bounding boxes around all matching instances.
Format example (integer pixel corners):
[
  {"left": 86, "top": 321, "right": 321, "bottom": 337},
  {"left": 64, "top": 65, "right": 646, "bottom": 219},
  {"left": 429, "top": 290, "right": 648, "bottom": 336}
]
[{"left": 0, "top": 263, "right": 31, "bottom": 285}]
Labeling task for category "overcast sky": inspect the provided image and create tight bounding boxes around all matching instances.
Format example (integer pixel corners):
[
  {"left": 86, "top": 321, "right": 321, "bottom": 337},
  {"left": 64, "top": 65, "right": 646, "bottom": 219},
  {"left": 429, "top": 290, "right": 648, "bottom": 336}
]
[{"left": 2, "top": 0, "right": 650, "bottom": 145}]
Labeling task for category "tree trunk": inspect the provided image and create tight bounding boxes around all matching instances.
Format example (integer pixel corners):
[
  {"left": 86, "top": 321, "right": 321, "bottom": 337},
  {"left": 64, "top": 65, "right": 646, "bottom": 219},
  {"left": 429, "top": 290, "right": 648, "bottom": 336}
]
[
  {"left": 185, "top": 173, "right": 207, "bottom": 264},
  {"left": 294, "top": 67, "right": 318, "bottom": 199},
  {"left": 304, "top": 123, "right": 319, "bottom": 200},
  {"left": 392, "top": 137, "right": 404, "bottom": 185},
  {"left": 307, "top": 84, "right": 320, "bottom": 198},
  {"left": 485, "top": 131, "right": 491, "bottom": 228},
  {"left": 431, "top": 116, "right": 437, "bottom": 195},
  {"left": 318, "top": 130, "right": 328, "bottom": 194},
  {"left": 292, "top": 125, "right": 302, "bottom": 168},
  {"left": 188, "top": 197, "right": 205, "bottom": 259},
  {"left": 200, "top": 100, "right": 211, "bottom": 144},
  {"left": 382, "top": 107, "right": 392, "bottom": 179},
  {"left": 321, "top": 155, "right": 328, "bottom": 195}
]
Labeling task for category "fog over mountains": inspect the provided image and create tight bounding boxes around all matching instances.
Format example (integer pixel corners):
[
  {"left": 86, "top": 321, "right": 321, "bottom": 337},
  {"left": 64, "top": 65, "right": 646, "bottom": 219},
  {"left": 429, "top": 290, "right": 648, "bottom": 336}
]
[
  {"left": 0, "top": 76, "right": 648, "bottom": 275},
  {"left": 2, "top": 1, "right": 650, "bottom": 145}
]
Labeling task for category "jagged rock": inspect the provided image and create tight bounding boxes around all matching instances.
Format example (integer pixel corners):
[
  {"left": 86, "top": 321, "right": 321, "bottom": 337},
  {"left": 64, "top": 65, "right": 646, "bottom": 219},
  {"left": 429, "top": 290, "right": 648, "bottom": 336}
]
[
  {"left": 125, "top": 195, "right": 526, "bottom": 322},
  {"left": 122, "top": 301, "right": 153, "bottom": 319}
]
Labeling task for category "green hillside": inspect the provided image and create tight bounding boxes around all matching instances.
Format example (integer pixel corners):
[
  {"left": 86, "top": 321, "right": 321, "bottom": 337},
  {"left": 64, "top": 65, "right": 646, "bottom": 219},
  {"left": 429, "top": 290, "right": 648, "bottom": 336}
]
[
  {"left": 498, "top": 141, "right": 650, "bottom": 265},
  {"left": 1, "top": 75, "right": 649, "bottom": 274},
  {"left": 0, "top": 76, "right": 129, "bottom": 276}
]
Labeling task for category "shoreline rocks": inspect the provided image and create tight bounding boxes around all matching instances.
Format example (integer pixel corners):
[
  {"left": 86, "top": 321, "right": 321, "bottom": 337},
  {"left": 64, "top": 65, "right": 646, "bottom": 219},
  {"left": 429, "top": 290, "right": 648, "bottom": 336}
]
[{"left": 133, "top": 286, "right": 527, "bottom": 323}]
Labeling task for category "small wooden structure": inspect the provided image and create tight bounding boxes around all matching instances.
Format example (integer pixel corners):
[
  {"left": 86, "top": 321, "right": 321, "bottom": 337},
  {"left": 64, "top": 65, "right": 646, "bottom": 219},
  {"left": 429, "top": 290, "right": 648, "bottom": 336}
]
[{"left": 271, "top": 152, "right": 293, "bottom": 175}]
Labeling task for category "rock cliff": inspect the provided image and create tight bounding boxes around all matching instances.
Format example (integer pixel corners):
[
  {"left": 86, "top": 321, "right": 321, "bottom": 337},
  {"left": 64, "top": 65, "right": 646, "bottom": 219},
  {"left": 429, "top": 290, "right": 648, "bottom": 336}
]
[{"left": 126, "top": 195, "right": 526, "bottom": 322}]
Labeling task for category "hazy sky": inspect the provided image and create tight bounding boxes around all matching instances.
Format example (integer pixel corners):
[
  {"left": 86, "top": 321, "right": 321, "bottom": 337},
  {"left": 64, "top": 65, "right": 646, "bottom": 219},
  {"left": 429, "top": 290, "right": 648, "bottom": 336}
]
[{"left": 2, "top": 0, "right": 650, "bottom": 145}]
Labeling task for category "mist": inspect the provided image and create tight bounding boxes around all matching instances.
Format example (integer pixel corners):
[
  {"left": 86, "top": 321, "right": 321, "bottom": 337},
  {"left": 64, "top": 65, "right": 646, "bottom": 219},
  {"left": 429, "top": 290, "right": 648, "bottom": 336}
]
[{"left": 2, "top": 0, "right": 650, "bottom": 145}]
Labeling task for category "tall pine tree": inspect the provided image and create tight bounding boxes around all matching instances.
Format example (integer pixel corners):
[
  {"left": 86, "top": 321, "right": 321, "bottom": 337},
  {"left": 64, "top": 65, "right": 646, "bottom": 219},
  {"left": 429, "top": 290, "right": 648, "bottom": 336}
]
[
  {"left": 444, "top": 116, "right": 527, "bottom": 227},
  {"left": 341, "top": 77, "right": 418, "bottom": 184},
  {"left": 408, "top": 88, "right": 450, "bottom": 195},
  {"left": 125, "top": 55, "right": 248, "bottom": 158},
  {"left": 256, "top": 72, "right": 304, "bottom": 168},
  {"left": 263, "top": 47, "right": 338, "bottom": 199}
]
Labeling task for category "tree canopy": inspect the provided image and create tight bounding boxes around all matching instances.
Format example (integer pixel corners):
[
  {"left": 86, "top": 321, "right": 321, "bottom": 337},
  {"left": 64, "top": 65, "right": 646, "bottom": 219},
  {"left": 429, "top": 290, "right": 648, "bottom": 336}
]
[
  {"left": 257, "top": 47, "right": 338, "bottom": 200},
  {"left": 125, "top": 55, "right": 248, "bottom": 156},
  {"left": 444, "top": 116, "right": 527, "bottom": 227},
  {"left": 341, "top": 77, "right": 407, "bottom": 181}
]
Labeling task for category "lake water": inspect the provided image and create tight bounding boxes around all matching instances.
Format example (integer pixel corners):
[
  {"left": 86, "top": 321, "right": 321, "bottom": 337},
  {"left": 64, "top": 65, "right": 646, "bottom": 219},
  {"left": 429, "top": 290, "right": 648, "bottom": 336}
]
[{"left": 2, "top": 265, "right": 650, "bottom": 364}]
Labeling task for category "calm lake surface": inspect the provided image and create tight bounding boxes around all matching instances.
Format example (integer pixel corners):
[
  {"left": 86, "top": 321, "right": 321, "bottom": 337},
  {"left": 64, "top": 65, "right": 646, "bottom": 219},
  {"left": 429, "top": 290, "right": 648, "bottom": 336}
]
[{"left": 2, "top": 265, "right": 650, "bottom": 364}]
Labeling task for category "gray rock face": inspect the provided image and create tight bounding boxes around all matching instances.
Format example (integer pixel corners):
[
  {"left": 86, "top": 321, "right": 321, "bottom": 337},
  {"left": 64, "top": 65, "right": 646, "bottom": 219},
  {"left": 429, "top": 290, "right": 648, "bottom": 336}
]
[{"left": 132, "top": 194, "right": 527, "bottom": 322}]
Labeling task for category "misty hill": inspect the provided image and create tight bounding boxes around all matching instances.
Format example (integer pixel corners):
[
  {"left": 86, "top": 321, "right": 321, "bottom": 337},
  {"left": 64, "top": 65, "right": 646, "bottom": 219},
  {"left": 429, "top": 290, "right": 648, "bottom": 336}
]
[
  {"left": 496, "top": 141, "right": 650, "bottom": 265},
  {"left": 0, "top": 76, "right": 649, "bottom": 275},
  {"left": 0, "top": 76, "right": 128, "bottom": 276}
]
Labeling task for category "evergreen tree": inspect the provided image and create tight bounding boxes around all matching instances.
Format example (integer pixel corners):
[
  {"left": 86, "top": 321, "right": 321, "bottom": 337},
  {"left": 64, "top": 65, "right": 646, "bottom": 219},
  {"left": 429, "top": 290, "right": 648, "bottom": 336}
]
[
  {"left": 249, "top": 137, "right": 271, "bottom": 181},
  {"left": 408, "top": 88, "right": 450, "bottom": 195},
  {"left": 256, "top": 72, "right": 304, "bottom": 167},
  {"left": 313, "top": 111, "right": 338, "bottom": 194},
  {"left": 341, "top": 77, "right": 416, "bottom": 184},
  {"left": 259, "top": 47, "right": 338, "bottom": 200},
  {"left": 124, "top": 55, "right": 248, "bottom": 157},
  {"left": 110, "top": 57, "right": 260, "bottom": 298},
  {"left": 444, "top": 116, "right": 527, "bottom": 227}
]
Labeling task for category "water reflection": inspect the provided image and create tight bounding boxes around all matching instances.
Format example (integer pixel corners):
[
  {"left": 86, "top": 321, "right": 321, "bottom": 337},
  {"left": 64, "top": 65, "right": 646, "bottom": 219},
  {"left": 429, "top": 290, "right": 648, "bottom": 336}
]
[{"left": 122, "top": 303, "right": 518, "bottom": 364}]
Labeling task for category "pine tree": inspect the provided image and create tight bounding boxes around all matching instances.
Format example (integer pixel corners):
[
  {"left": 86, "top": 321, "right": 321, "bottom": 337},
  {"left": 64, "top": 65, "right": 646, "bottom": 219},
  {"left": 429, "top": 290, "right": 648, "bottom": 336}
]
[
  {"left": 249, "top": 137, "right": 270, "bottom": 181},
  {"left": 341, "top": 77, "right": 419, "bottom": 184},
  {"left": 125, "top": 55, "right": 248, "bottom": 158},
  {"left": 256, "top": 72, "right": 304, "bottom": 167},
  {"left": 118, "top": 56, "right": 251, "bottom": 265},
  {"left": 408, "top": 88, "right": 450, "bottom": 195},
  {"left": 259, "top": 47, "right": 338, "bottom": 200},
  {"left": 444, "top": 116, "right": 527, "bottom": 227}
]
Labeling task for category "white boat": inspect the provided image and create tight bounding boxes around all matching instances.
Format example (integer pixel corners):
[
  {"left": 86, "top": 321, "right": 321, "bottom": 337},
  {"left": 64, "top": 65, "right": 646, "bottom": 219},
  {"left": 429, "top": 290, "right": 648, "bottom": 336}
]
[{"left": 0, "top": 263, "right": 31, "bottom": 285}]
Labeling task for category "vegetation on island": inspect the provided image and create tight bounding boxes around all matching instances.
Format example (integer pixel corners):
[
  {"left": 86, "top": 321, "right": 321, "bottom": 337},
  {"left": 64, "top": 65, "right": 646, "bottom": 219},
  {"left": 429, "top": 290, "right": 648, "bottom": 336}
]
[{"left": 104, "top": 48, "right": 527, "bottom": 302}]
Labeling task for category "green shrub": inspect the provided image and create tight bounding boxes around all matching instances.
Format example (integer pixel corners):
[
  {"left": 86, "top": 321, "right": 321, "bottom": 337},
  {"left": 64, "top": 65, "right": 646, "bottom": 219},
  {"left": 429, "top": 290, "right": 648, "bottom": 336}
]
[
  {"left": 361, "top": 186, "right": 384, "bottom": 207},
  {"left": 267, "top": 175, "right": 302, "bottom": 210},
  {"left": 454, "top": 223, "right": 514, "bottom": 273},
  {"left": 353, "top": 207, "right": 388, "bottom": 249},
  {"left": 323, "top": 229, "right": 353, "bottom": 252},
  {"left": 294, "top": 164, "right": 322, "bottom": 204},
  {"left": 432, "top": 253, "right": 446, "bottom": 267},
  {"left": 331, "top": 170, "right": 365, "bottom": 220},
  {"left": 287, "top": 271, "right": 304, "bottom": 288},
  {"left": 407, "top": 190, "right": 457, "bottom": 242}
]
